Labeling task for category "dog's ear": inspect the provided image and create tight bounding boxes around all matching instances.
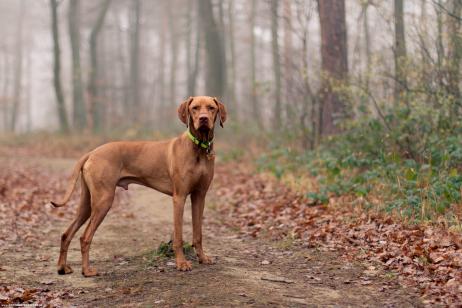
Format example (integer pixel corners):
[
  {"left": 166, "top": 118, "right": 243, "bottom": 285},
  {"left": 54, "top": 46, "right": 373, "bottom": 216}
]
[
  {"left": 178, "top": 97, "right": 193, "bottom": 126},
  {"left": 213, "top": 97, "right": 227, "bottom": 128}
]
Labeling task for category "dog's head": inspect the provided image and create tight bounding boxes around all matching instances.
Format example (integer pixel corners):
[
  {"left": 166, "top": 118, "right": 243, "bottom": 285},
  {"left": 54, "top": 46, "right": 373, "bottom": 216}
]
[{"left": 177, "top": 96, "right": 227, "bottom": 131}]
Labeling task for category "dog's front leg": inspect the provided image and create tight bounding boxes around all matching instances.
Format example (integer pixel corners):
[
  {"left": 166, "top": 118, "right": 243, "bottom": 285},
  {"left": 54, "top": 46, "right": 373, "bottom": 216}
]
[
  {"left": 172, "top": 194, "right": 192, "bottom": 271},
  {"left": 191, "top": 191, "right": 214, "bottom": 265}
]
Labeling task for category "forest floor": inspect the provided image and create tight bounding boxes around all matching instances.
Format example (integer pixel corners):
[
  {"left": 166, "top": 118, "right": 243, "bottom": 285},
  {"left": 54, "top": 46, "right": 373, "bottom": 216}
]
[
  {"left": 0, "top": 147, "right": 457, "bottom": 306},
  {"left": 0, "top": 155, "right": 421, "bottom": 307}
]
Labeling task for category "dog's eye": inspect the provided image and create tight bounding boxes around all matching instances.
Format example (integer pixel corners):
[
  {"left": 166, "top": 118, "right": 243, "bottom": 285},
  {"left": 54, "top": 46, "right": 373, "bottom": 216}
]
[
  {"left": 208, "top": 106, "right": 215, "bottom": 111},
  {"left": 192, "top": 106, "right": 199, "bottom": 111}
]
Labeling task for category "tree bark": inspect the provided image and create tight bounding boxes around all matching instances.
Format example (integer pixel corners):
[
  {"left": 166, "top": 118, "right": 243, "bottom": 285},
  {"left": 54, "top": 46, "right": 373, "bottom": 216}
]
[
  {"left": 227, "top": 0, "right": 236, "bottom": 116},
  {"left": 167, "top": 0, "right": 178, "bottom": 104},
  {"left": 198, "top": 0, "right": 226, "bottom": 98},
  {"left": 393, "top": 0, "right": 407, "bottom": 107},
  {"left": 447, "top": 0, "right": 462, "bottom": 114},
  {"left": 129, "top": 0, "right": 141, "bottom": 122},
  {"left": 50, "top": 0, "right": 69, "bottom": 133},
  {"left": 249, "top": 0, "right": 260, "bottom": 125},
  {"left": 187, "top": 0, "right": 201, "bottom": 96},
  {"left": 68, "top": 0, "right": 85, "bottom": 130},
  {"left": 11, "top": 0, "right": 25, "bottom": 132},
  {"left": 282, "top": 0, "right": 293, "bottom": 121},
  {"left": 362, "top": 1, "right": 371, "bottom": 92},
  {"left": 185, "top": 0, "right": 193, "bottom": 96},
  {"left": 271, "top": 0, "right": 282, "bottom": 129},
  {"left": 87, "top": 0, "right": 111, "bottom": 133},
  {"left": 1, "top": 47, "right": 10, "bottom": 131},
  {"left": 318, "top": 0, "right": 348, "bottom": 135}
]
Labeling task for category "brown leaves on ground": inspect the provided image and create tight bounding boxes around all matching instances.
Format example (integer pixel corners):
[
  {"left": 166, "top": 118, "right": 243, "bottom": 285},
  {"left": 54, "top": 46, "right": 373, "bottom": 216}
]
[
  {"left": 0, "top": 158, "right": 129, "bottom": 304},
  {"left": 0, "top": 285, "right": 74, "bottom": 307},
  {"left": 214, "top": 163, "right": 462, "bottom": 306},
  {"left": 0, "top": 160, "right": 78, "bottom": 247}
]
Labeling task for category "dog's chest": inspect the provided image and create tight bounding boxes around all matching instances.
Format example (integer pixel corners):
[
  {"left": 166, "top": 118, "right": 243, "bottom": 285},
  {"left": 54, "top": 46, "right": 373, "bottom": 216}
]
[{"left": 186, "top": 157, "right": 212, "bottom": 185}]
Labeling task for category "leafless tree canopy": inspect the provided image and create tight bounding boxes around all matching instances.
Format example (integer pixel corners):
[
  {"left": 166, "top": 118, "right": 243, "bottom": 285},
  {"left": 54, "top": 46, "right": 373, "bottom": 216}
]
[{"left": 0, "top": 0, "right": 460, "bottom": 142}]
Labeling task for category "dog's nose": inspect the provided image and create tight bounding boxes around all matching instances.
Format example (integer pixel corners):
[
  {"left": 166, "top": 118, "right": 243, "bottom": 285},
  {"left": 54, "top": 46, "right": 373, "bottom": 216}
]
[{"left": 199, "top": 115, "right": 208, "bottom": 123}]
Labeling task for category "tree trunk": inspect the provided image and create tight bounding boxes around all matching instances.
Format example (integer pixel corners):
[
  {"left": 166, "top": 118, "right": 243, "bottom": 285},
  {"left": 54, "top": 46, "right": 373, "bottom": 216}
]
[
  {"left": 249, "top": 0, "right": 259, "bottom": 125},
  {"left": 187, "top": 0, "right": 201, "bottom": 96},
  {"left": 198, "top": 0, "right": 226, "bottom": 98},
  {"left": 114, "top": 9, "right": 129, "bottom": 124},
  {"left": 185, "top": 0, "right": 193, "bottom": 96},
  {"left": 50, "top": 0, "right": 69, "bottom": 133},
  {"left": 447, "top": 0, "right": 462, "bottom": 115},
  {"left": 1, "top": 47, "right": 10, "bottom": 131},
  {"left": 435, "top": 0, "right": 445, "bottom": 90},
  {"left": 362, "top": 1, "right": 371, "bottom": 93},
  {"left": 393, "top": 0, "right": 407, "bottom": 107},
  {"left": 11, "top": 0, "right": 25, "bottom": 132},
  {"left": 87, "top": 0, "right": 111, "bottom": 133},
  {"left": 317, "top": 0, "right": 348, "bottom": 135},
  {"left": 167, "top": 0, "right": 178, "bottom": 104},
  {"left": 282, "top": 0, "right": 293, "bottom": 122},
  {"left": 129, "top": 0, "right": 141, "bottom": 122},
  {"left": 26, "top": 42, "right": 32, "bottom": 132},
  {"left": 271, "top": 0, "right": 282, "bottom": 129},
  {"left": 227, "top": 0, "right": 236, "bottom": 116},
  {"left": 68, "top": 0, "right": 85, "bottom": 130},
  {"left": 419, "top": 0, "right": 430, "bottom": 80}
]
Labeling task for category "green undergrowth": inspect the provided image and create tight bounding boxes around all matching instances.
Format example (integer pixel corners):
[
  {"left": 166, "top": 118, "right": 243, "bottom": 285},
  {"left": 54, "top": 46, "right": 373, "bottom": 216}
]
[
  {"left": 256, "top": 107, "right": 462, "bottom": 226},
  {"left": 146, "top": 241, "right": 195, "bottom": 266}
]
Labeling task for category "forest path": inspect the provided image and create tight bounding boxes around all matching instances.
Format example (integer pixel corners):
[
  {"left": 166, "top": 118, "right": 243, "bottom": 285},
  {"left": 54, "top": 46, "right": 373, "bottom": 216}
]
[{"left": 1, "top": 158, "right": 421, "bottom": 307}]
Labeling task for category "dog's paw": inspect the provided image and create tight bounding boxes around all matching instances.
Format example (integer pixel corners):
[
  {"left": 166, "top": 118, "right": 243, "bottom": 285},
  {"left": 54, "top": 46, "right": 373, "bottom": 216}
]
[
  {"left": 82, "top": 267, "right": 99, "bottom": 277},
  {"left": 57, "top": 264, "right": 73, "bottom": 275},
  {"left": 176, "top": 259, "right": 192, "bottom": 271},
  {"left": 198, "top": 255, "right": 215, "bottom": 265}
]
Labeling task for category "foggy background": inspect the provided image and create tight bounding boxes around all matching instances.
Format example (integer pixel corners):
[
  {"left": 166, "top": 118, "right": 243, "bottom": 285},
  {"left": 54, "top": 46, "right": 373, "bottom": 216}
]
[{"left": 0, "top": 0, "right": 454, "bottom": 140}]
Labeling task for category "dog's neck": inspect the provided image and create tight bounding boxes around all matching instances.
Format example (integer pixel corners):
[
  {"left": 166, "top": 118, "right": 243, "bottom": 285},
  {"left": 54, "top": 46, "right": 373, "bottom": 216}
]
[
  {"left": 189, "top": 126, "right": 214, "bottom": 144},
  {"left": 187, "top": 126, "right": 215, "bottom": 157}
]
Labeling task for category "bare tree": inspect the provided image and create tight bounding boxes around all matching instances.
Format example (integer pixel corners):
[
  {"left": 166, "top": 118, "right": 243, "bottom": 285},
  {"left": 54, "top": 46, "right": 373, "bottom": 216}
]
[
  {"left": 249, "top": 0, "right": 260, "bottom": 125},
  {"left": 271, "top": 0, "right": 282, "bottom": 129},
  {"left": 283, "top": 0, "right": 293, "bottom": 121},
  {"left": 227, "top": 0, "right": 237, "bottom": 115},
  {"left": 68, "top": 0, "right": 85, "bottom": 130},
  {"left": 167, "top": 0, "right": 178, "bottom": 104},
  {"left": 362, "top": 0, "right": 371, "bottom": 93},
  {"left": 198, "top": 0, "right": 226, "bottom": 98},
  {"left": 129, "top": 0, "right": 141, "bottom": 122},
  {"left": 1, "top": 45, "right": 10, "bottom": 131},
  {"left": 447, "top": 0, "right": 462, "bottom": 113},
  {"left": 318, "top": 0, "right": 348, "bottom": 135},
  {"left": 186, "top": 0, "right": 200, "bottom": 96},
  {"left": 87, "top": 0, "right": 111, "bottom": 132},
  {"left": 50, "top": 0, "right": 69, "bottom": 133},
  {"left": 393, "top": 0, "right": 407, "bottom": 107},
  {"left": 11, "top": 0, "right": 26, "bottom": 132}
]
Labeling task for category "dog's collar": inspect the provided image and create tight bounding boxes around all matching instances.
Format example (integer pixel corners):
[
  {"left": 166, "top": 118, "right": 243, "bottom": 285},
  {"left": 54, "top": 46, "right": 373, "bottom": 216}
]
[{"left": 186, "top": 129, "right": 213, "bottom": 151}]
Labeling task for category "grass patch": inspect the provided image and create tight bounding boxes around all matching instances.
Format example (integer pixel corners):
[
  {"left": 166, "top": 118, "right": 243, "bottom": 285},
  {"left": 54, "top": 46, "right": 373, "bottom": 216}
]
[
  {"left": 274, "top": 234, "right": 296, "bottom": 250},
  {"left": 145, "top": 241, "right": 196, "bottom": 266}
]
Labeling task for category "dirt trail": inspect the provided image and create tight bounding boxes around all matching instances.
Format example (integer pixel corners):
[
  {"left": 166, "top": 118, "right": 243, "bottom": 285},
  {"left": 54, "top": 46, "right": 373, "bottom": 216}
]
[{"left": 0, "top": 158, "right": 422, "bottom": 307}]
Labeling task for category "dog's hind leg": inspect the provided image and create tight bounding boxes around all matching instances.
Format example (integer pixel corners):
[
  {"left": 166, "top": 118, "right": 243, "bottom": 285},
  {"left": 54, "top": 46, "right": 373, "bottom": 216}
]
[
  {"left": 79, "top": 190, "right": 114, "bottom": 277},
  {"left": 57, "top": 178, "right": 91, "bottom": 275}
]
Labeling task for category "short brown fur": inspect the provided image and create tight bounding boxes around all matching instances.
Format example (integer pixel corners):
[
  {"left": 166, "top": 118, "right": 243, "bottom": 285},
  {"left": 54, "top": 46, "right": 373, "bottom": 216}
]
[{"left": 52, "top": 96, "right": 227, "bottom": 277}]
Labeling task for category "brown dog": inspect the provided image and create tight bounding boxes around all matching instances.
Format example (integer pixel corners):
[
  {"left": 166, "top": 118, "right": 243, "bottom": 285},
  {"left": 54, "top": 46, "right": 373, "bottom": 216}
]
[{"left": 51, "top": 96, "right": 227, "bottom": 277}]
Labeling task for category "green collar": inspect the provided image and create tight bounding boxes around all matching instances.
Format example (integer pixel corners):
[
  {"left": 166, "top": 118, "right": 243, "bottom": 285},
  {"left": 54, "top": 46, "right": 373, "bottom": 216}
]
[{"left": 187, "top": 130, "right": 213, "bottom": 150}]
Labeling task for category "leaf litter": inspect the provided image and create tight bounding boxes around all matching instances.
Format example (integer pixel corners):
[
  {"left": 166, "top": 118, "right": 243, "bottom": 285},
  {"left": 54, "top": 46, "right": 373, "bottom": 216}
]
[{"left": 214, "top": 163, "right": 462, "bottom": 306}]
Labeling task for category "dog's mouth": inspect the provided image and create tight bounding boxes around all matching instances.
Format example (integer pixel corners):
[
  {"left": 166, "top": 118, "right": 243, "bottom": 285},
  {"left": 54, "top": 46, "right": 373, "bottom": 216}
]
[
  {"left": 197, "top": 122, "right": 211, "bottom": 131},
  {"left": 198, "top": 125, "right": 211, "bottom": 132}
]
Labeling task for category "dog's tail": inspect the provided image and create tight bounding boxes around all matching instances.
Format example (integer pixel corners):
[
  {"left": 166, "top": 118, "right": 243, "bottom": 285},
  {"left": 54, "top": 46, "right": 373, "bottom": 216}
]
[{"left": 50, "top": 152, "right": 91, "bottom": 208}]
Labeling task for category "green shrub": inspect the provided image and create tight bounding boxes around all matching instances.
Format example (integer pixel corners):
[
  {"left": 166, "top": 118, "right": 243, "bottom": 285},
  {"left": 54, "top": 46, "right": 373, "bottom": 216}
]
[{"left": 256, "top": 105, "right": 462, "bottom": 223}]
